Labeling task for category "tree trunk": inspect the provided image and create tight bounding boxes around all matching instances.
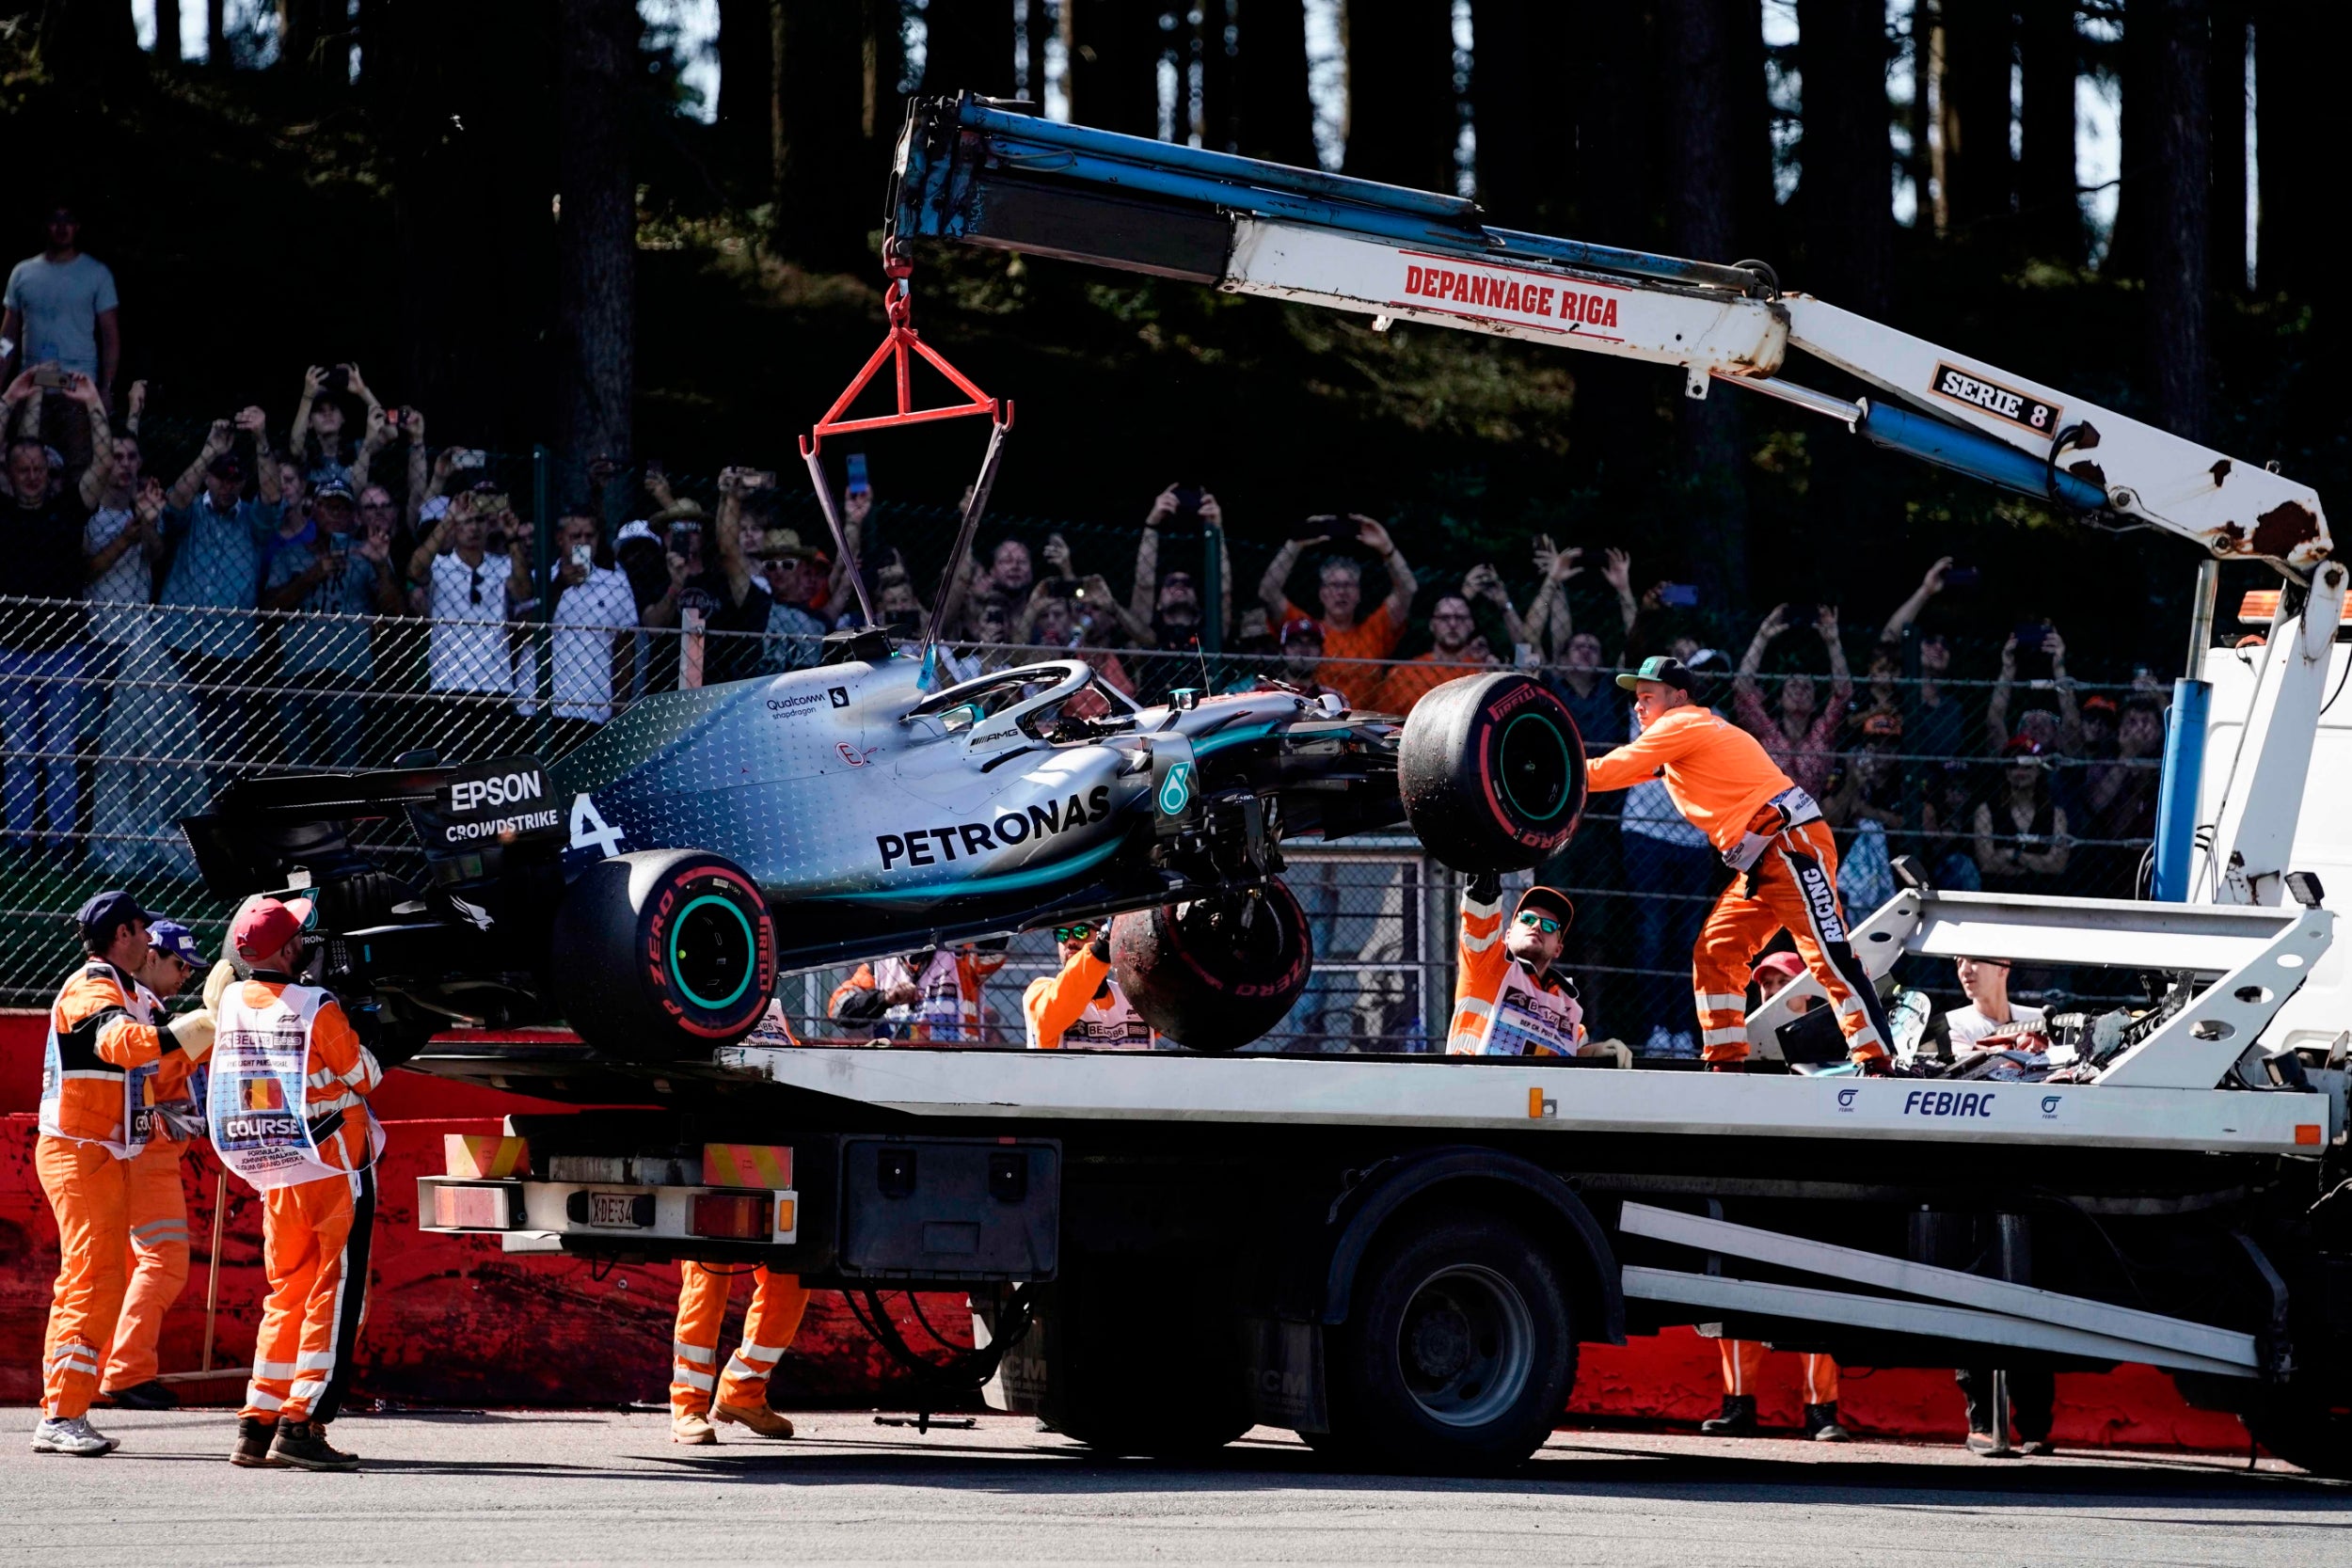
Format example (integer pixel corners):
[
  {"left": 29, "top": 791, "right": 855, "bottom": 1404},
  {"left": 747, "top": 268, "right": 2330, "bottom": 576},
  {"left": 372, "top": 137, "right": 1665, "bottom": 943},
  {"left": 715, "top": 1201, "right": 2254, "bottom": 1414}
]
[
  {"left": 2145, "top": 0, "right": 2208, "bottom": 443},
  {"left": 2207, "top": 0, "right": 2247, "bottom": 294},
  {"left": 1658, "top": 0, "right": 1752, "bottom": 620},
  {"left": 1470, "top": 0, "right": 1574, "bottom": 229},
  {"left": 315, "top": 0, "right": 352, "bottom": 84},
  {"left": 1795, "top": 0, "right": 1893, "bottom": 314},
  {"left": 557, "top": 0, "right": 638, "bottom": 499},
  {"left": 2253, "top": 0, "right": 2331, "bottom": 302},
  {"left": 771, "top": 0, "right": 870, "bottom": 269},
  {"left": 39, "top": 0, "right": 138, "bottom": 88},
  {"left": 2015, "top": 0, "right": 2080, "bottom": 263},
  {"left": 1236, "top": 0, "right": 1315, "bottom": 165},
  {"left": 923, "top": 0, "right": 1017, "bottom": 98},
  {"left": 1910, "top": 0, "right": 1938, "bottom": 231},
  {"left": 1023, "top": 0, "right": 1050, "bottom": 106},
  {"left": 1063, "top": 0, "right": 1162, "bottom": 137},
  {"left": 865, "top": 0, "right": 905, "bottom": 142},
  {"left": 207, "top": 0, "right": 226, "bottom": 68},
  {"left": 1578, "top": 0, "right": 1656, "bottom": 250},
  {"left": 153, "top": 0, "right": 182, "bottom": 62},
  {"left": 716, "top": 0, "right": 776, "bottom": 191},
  {"left": 278, "top": 0, "right": 317, "bottom": 73},
  {"left": 1199, "top": 0, "right": 1235, "bottom": 151},
  {"left": 1339, "top": 0, "right": 1455, "bottom": 192},
  {"left": 2106, "top": 0, "right": 2153, "bottom": 277},
  {"left": 1938, "top": 0, "right": 2012, "bottom": 238}
]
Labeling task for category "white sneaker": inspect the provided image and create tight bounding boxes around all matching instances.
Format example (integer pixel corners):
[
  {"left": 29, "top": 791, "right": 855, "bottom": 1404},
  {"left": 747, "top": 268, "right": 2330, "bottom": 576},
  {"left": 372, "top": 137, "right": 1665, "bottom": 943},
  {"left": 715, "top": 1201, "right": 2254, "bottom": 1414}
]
[{"left": 31, "top": 1416, "right": 118, "bottom": 1456}]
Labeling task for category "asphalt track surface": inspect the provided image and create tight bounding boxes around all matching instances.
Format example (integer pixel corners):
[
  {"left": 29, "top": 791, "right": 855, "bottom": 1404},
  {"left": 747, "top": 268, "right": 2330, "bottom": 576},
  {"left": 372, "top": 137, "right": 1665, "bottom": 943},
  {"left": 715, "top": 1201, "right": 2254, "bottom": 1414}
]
[{"left": 6, "top": 1410, "right": 2346, "bottom": 1565}]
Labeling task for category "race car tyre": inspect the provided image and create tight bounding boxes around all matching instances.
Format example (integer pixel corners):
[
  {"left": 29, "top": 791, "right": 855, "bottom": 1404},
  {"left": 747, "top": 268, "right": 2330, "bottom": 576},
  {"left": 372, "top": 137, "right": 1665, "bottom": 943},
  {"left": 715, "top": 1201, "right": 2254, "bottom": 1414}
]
[
  {"left": 550, "top": 849, "right": 778, "bottom": 1062},
  {"left": 1398, "top": 673, "right": 1585, "bottom": 873},
  {"left": 1109, "top": 879, "right": 1313, "bottom": 1053},
  {"left": 1323, "top": 1204, "right": 1578, "bottom": 1474}
]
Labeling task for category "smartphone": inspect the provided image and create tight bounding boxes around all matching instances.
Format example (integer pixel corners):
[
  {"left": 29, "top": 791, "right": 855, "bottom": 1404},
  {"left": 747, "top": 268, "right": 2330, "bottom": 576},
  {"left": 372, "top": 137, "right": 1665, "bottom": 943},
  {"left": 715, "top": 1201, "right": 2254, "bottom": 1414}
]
[
  {"left": 31, "top": 364, "right": 69, "bottom": 390},
  {"left": 1660, "top": 582, "right": 1699, "bottom": 608},
  {"left": 451, "top": 448, "right": 486, "bottom": 471},
  {"left": 2013, "top": 622, "right": 2052, "bottom": 651},
  {"left": 326, "top": 365, "right": 352, "bottom": 395},
  {"left": 1042, "top": 577, "right": 1080, "bottom": 598},
  {"left": 1945, "top": 564, "right": 1980, "bottom": 588},
  {"left": 845, "top": 452, "right": 870, "bottom": 494},
  {"left": 743, "top": 469, "right": 777, "bottom": 491},
  {"left": 570, "top": 544, "right": 594, "bottom": 570},
  {"left": 1172, "top": 484, "right": 1202, "bottom": 519}
]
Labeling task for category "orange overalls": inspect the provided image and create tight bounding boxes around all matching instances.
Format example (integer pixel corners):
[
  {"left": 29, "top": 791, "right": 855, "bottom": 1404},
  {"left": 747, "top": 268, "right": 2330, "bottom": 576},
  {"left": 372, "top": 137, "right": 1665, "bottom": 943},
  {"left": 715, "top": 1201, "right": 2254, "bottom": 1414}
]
[
  {"left": 36, "top": 960, "right": 199, "bottom": 1420},
  {"left": 103, "top": 1102, "right": 195, "bottom": 1395},
  {"left": 210, "top": 974, "right": 384, "bottom": 1428},
  {"left": 1586, "top": 705, "right": 1890, "bottom": 1064},
  {"left": 1023, "top": 946, "right": 1155, "bottom": 1049},
  {"left": 1446, "top": 888, "right": 1586, "bottom": 1055},
  {"left": 670, "top": 1264, "right": 813, "bottom": 1418},
  {"left": 827, "top": 949, "right": 999, "bottom": 1042},
  {"left": 1721, "top": 1339, "right": 1839, "bottom": 1407}
]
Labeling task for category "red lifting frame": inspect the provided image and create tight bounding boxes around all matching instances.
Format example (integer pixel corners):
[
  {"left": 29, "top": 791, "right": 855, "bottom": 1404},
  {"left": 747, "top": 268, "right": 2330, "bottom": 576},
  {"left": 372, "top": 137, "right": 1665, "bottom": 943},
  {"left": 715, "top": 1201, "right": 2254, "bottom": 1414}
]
[
  {"left": 799, "top": 273, "right": 1011, "bottom": 456},
  {"left": 799, "top": 251, "right": 1014, "bottom": 636}
]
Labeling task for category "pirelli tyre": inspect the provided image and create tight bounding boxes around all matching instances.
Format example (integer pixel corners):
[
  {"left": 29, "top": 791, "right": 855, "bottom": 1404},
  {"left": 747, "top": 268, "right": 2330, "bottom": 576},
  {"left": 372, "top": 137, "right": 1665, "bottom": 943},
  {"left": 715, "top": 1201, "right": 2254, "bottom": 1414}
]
[
  {"left": 550, "top": 849, "right": 778, "bottom": 1061},
  {"left": 1398, "top": 672, "right": 1585, "bottom": 873},
  {"left": 1109, "top": 879, "right": 1312, "bottom": 1053}
]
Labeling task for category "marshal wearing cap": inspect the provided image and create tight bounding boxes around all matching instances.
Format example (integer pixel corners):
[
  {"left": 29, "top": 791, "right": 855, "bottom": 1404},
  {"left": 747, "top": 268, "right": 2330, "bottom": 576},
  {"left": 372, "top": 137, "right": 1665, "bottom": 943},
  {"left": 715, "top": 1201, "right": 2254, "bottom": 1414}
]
[{"left": 1615, "top": 654, "right": 1694, "bottom": 694}]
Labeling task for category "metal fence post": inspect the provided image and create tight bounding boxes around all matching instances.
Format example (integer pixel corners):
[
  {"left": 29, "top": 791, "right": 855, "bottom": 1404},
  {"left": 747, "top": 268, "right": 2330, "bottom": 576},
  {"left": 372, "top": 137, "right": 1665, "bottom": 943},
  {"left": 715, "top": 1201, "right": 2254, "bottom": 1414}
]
[
  {"left": 1201, "top": 523, "right": 1223, "bottom": 657},
  {"left": 533, "top": 444, "right": 555, "bottom": 751}
]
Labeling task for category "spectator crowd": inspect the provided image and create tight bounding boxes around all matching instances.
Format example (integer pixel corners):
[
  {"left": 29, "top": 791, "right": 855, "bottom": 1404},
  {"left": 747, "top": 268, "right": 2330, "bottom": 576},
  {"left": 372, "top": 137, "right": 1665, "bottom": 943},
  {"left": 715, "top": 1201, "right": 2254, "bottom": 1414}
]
[{"left": 3, "top": 208, "right": 2169, "bottom": 1050}]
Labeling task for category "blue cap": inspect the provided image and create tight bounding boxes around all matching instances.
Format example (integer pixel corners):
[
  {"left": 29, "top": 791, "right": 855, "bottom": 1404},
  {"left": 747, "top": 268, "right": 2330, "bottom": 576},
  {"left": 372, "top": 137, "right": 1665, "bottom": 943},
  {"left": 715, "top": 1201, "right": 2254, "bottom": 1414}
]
[
  {"left": 148, "top": 920, "right": 204, "bottom": 967},
  {"left": 75, "top": 890, "right": 150, "bottom": 944}
]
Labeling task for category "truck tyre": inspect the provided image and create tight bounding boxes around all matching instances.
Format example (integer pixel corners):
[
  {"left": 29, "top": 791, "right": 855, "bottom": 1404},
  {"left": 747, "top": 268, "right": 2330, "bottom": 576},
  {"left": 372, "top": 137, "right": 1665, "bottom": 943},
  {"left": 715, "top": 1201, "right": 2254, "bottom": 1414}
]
[
  {"left": 1110, "top": 879, "right": 1312, "bottom": 1053},
  {"left": 1325, "top": 1204, "right": 1578, "bottom": 1473},
  {"left": 1398, "top": 673, "right": 1584, "bottom": 873},
  {"left": 1041, "top": 1261, "right": 1254, "bottom": 1458},
  {"left": 2240, "top": 1396, "right": 2352, "bottom": 1480},
  {"left": 550, "top": 849, "right": 777, "bottom": 1062}
]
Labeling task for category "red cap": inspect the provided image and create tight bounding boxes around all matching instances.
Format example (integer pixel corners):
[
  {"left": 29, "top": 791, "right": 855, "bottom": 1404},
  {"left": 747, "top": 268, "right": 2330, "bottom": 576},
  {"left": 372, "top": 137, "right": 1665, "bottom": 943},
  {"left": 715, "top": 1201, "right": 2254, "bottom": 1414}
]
[
  {"left": 231, "top": 896, "right": 315, "bottom": 961},
  {"left": 1279, "top": 615, "right": 1322, "bottom": 647},
  {"left": 1755, "top": 951, "right": 1806, "bottom": 984}
]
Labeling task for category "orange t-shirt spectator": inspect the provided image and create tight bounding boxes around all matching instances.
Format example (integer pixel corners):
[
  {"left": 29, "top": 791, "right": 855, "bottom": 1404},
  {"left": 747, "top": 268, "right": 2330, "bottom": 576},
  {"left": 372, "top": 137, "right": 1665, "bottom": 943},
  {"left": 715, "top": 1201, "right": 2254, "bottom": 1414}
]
[{"left": 1257, "top": 515, "right": 1418, "bottom": 709}]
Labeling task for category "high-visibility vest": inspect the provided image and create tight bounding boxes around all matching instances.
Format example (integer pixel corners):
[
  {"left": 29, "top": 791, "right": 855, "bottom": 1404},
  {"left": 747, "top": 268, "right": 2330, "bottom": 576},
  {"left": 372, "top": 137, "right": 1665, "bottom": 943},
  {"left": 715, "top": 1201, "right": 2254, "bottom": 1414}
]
[
  {"left": 1454, "top": 960, "right": 1586, "bottom": 1057},
  {"left": 209, "top": 981, "right": 383, "bottom": 1190},
  {"left": 40, "top": 961, "right": 167, "bottom": 1157},
  {"left": 1041, "top": 984, "right": 1153, "bottom": 1051}
]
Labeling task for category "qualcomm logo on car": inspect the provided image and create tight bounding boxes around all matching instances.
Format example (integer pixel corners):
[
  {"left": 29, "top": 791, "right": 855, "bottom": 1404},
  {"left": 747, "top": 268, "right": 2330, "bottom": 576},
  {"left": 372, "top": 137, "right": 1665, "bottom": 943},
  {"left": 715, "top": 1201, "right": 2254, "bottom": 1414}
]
[{"left": 1158, "top": 762, "right": 1194, "bottom": 817}]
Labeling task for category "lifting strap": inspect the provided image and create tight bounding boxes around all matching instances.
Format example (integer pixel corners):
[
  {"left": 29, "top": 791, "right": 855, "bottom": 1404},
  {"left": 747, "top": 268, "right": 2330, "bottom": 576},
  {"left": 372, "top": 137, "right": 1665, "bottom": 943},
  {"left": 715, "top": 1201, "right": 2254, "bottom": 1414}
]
[{"left": 800, "top": 242, "right": 1014, "bottom": 646}]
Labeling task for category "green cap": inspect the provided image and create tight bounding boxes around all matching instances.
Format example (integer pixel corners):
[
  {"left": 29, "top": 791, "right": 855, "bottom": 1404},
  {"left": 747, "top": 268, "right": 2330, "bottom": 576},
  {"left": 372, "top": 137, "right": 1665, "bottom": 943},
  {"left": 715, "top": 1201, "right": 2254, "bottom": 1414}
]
[{"left": 1615, "top": 655, "right": 1694, "bottom": 693}]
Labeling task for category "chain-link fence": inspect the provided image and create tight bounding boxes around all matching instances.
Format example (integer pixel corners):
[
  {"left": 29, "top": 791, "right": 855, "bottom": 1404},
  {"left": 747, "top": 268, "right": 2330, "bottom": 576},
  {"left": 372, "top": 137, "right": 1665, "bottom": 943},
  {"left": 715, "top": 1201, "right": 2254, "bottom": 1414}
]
[{"left": 1, "top": 581, "right": 2162, "bottom": 1052}]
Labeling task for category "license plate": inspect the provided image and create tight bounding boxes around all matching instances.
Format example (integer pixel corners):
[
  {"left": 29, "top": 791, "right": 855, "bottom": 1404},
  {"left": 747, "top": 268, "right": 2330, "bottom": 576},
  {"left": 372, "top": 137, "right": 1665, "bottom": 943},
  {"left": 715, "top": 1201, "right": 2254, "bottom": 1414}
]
[{"left": 590, "top": 1191, "right": 645, "bottom": 1227}]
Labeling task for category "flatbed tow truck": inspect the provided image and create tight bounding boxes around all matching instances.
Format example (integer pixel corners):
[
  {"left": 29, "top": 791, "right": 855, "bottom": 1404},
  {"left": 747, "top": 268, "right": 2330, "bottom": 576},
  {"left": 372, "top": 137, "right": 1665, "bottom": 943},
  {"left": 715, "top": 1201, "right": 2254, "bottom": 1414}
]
[{"left": 413, "top": 97, "right": 2352, "bottom": 1476}]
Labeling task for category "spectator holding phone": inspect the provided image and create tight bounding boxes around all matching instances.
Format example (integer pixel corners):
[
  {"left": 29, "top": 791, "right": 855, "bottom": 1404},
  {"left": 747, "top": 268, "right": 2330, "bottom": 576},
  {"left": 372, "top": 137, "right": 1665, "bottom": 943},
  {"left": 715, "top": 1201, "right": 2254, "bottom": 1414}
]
[
  {"left": 408, "top": 485, "right": 532, "bottom": 736},
  {"left": 3, "top": 369, "right": 114, "bottom": 856},
  {"left": 1974, "top": 739, "right": 2073, "bottom": 895},
  {"left": 156, "top": 406, "right": 280, "bottom": 779},
  {"left": 641, "top": 467, "right": 774, "bottom": 687},
  {"left": 1256, "top": 515, "right": 1418, "bottom": 709},
  {"left": 1131, "top": 483, "right": 1235, "bottom": 654},
  {"left": 3, "top": 207, "right": 119, "bottom": 467},
  {"left": 288, "top": 364, "right": 381, "bottom": 491},
  {"left": 262, "top": 478, "right": 403, "bottom": 768},
  {"left": 752, "top": 527, "right": 831, "bottom": 674},
  {"left": 544, "top": 507, "right": 638, "bottom": 751},
  {"left": 1732, "top": 603, "right": 1851, "bottom": 801},
  {"left": 1987, "top": 622, "right": 2082, "bottom": 755}
]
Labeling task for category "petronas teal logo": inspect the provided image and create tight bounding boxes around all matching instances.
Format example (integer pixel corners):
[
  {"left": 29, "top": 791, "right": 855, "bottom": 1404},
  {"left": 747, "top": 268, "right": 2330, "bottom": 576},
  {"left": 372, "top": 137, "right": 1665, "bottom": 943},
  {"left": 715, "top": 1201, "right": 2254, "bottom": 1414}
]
[{"left": 1157, "top": 762, "right": 1194, "bottom": 817}]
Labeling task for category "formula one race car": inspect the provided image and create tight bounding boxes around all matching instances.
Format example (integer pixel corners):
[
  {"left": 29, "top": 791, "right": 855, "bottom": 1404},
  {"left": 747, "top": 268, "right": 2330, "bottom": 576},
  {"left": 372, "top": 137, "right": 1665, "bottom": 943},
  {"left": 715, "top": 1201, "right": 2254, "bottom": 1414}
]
[{"left": 183, "top": 627, "right": 1586, "bottom": 1062}]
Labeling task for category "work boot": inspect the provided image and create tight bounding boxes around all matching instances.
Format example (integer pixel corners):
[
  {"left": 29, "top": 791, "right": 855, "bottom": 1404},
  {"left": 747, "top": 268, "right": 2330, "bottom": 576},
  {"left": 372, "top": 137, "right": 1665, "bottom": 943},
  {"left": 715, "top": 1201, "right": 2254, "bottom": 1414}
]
[
  {"left": 2017, "top": 1438, "right": 2057, "bottom": 1457},
  {"left": 102, "top": 1380, "right": 177, "bottom": 1412},
  {"left": 230, "top": 1417, "right": 284, "bottom": 1467},
  {"left": 1964, "top": 1431, "right": 2014, "bottom": 1458},
  {"left": 30, "top": 1415, "right": 118, "bottom": 1457},
  {"left": 1699, "top": 1394, "right": 1757, "bottom": 1436},
  {"left": 1804, "top": 1403, "right": 1850, "bottom": 1442},
  {"left": 714, "top": 1400, "right": 796, "bottom": 1439},
  {"left": 268, "top": 1419, "right": 359, "bottom": 1471},
  {"left": 671, "top": 1410, "right": 716, "bottom": 1446}
]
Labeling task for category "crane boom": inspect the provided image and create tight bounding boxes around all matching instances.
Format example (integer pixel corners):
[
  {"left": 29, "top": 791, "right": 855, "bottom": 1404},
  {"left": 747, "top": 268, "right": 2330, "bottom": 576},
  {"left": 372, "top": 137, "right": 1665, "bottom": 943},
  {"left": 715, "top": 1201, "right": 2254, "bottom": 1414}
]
[{"left": 887, "top": 95, "right": 2328, "bottom": 577}]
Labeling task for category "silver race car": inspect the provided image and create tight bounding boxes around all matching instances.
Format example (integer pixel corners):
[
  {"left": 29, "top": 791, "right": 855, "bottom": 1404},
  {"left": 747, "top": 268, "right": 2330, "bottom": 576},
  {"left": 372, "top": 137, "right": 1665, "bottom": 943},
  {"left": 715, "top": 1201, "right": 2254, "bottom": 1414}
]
[{"left": 184, "top": 626, "right": 1585, "bottom": 1061}]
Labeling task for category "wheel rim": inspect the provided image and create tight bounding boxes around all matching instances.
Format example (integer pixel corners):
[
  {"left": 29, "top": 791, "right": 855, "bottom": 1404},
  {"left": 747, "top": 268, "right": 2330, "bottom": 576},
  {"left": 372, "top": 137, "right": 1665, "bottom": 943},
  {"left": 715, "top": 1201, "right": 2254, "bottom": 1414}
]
[
  {"left": 1393, "top": 1263, "right": 1535, "bottom": 1428},
  {"left": 1497, "top": 712, "right": 1574, "bottom": 823},
  {"left": 668, "top": 893, "right": 756, "bottom": 1011}
]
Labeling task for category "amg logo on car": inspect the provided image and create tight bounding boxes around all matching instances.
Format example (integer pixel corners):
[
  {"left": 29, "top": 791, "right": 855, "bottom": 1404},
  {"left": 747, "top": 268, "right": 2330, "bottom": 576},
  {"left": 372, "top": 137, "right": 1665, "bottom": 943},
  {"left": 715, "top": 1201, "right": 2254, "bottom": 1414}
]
[
  {"left": 448, "top": 768, "right": 546, "bottom": 813},
  {"left": 1929, "top": 362, "right": 2060, "bottom": 434},
  {"left": 1901, "top": 1089, "right": 1996, "bottom": 1118},
  {"left": 877, "top": 785, "right": 1113, "bottom": 870}
]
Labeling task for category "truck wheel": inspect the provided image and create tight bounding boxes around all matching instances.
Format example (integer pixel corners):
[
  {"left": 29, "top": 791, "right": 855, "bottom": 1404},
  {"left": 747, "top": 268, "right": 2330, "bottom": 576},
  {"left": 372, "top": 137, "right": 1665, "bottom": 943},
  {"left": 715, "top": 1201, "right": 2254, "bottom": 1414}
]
[
  {"left": 1109, "top": 879, "right": 1313, "bottom": 1053},
  {"left": 1399, "top": 673, "right": 1585, "bottom": 873},
  {"left": 1041, "top": 1261, "right": 1255, "bottom": 1458},
  {"left": 1325, "top": 1205, "right": 1577, "bottom": 1473},
  {"left": 549, "top": 849, "right": 777, "bottom": 1061}
]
